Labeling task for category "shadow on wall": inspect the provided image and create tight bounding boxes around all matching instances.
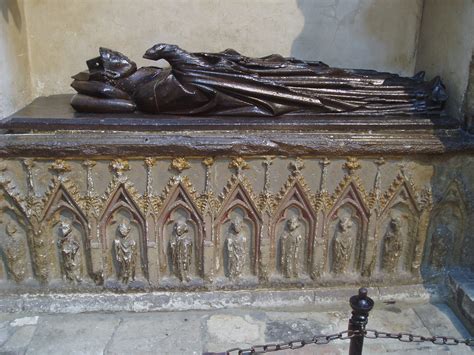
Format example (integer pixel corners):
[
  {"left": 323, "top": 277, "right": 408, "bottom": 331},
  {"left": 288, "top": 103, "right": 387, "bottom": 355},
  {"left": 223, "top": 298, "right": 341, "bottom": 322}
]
[
  {"left": 291, "top": 0, "right": 417, "bottom": 74},
  {"left": 1, "top": 0, "right": 22, "bottom": 30}
]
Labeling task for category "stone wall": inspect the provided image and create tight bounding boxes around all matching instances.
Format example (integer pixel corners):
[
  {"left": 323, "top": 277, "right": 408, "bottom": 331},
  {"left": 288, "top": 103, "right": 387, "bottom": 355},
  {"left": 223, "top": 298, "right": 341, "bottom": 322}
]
[
  {"left": 0, "top": 156, "right": 471, "bottom": 290},
  {"left": 0, "top": 0, "right": 31, "bottom": 118},
  {"left": 415, "top": 0, "right": 474, "bottom": 120}
]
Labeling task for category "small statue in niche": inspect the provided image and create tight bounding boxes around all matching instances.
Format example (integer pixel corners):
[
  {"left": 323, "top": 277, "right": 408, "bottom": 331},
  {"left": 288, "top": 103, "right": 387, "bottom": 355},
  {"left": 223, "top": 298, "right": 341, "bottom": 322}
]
[
  {"left": 2, "top": 223, "right": 27, "bottom": 283},
  {"left": 333, "top": 217, "right": 354, "bottom": 274},
  {"left": 381, "top": 217, "right": 403, "bottom": 273},
  {"left": 429, "top": 223, "right": 453, "bottom": 269},
  {"left": 280, "top": 216, "right": 303, "bottom": 278},
  {"left": 226, "top": 216, "right": 247, "bottom": 280},
  {"left": 170, "top": 219, "right": 193, "bottom": 282},
  {"left": 57, "top": 221, "right": 81, "bottom": 282},
  {"left": 113, "top": 220, "right": 136, "bottom": 283}
]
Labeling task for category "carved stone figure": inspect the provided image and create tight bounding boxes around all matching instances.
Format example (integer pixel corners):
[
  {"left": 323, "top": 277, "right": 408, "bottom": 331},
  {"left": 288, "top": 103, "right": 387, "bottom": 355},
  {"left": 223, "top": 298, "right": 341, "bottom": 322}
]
[
  {"left": 280, "top": 216, "right": 303, "bottom": 278},
  {"left": 2, "top": 223, "right": 26, "bottom": 283},
  {"left": 333, "top": 217, "right": 354, "bottom": 274},
  {"left": 170, "top": 219, "right": 193, "bottom": 282},
  {"left": 58, "top": 221, "right": 81, "bottom": 282},
  {"left": 71, "top": 44, "right": 447, "bottom": 116},
  {"left": 430, "top": 223, "right": 453, "bottom": 269},
  {"left": 226, "top": 216, "right": 247, "bottom": 280},
  {"left": 113, "top": 220, "right": 136, "bottom": 283},
  {"left": 381, "top": 217, "right": 403, "bottom": 273}
]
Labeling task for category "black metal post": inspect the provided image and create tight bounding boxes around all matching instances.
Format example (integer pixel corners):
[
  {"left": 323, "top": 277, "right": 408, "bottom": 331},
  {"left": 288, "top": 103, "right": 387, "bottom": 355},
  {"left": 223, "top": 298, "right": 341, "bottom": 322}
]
[{"left": 348, "top": 287, "right": 374, "bottom": 355}]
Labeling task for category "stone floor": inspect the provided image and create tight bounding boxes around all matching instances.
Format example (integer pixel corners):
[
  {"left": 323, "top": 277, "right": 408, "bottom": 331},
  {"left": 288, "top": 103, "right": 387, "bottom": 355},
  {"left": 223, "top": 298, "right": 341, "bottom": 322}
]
[{"left": 0, "top": 301, "right": 472, "bottom": 355}]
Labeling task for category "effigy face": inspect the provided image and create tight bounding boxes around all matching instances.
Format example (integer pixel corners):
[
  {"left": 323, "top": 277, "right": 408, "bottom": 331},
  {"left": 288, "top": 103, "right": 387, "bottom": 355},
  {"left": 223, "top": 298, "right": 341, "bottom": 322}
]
[{"left": 70, "top": 44, "right": 448, "bottom": 117}]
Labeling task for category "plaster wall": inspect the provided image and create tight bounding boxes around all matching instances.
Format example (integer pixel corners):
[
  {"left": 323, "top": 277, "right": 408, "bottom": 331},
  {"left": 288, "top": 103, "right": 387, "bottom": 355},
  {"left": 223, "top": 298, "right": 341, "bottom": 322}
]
[
  {"left": 22, "top": 0, "right": 423, "bottom": 99},
  {"left": 0, "top": 0, "right": 31, "bottom": 118},
  {"left": 415, "top": 0, "right": 474, "bottom": 120}
]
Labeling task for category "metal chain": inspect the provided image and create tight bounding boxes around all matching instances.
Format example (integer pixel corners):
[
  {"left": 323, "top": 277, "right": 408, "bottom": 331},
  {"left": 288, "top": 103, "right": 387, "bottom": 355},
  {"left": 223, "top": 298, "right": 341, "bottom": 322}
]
[
  {"left": 364, "top": 329, "right": 474, "bottom": 347},
  {"left": 223, "top": 330, "right": 360, "bottom": 355},
  {"left": 216, "top": 329, "right": 474, "bottom": 354}
]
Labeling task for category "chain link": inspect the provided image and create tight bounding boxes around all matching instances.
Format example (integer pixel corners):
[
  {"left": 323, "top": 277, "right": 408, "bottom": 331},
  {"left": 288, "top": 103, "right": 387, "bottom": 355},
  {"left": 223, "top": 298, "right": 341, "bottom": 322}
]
[{"left": 218, "top": 329, "right": 474, "bottom": 354}]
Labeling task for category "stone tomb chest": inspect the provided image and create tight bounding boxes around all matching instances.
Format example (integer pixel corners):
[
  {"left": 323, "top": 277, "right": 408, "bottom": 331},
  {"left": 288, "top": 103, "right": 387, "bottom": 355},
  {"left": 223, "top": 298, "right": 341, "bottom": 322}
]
[{"left": 0, "top": 94, "right": 473, "bottom": 293}]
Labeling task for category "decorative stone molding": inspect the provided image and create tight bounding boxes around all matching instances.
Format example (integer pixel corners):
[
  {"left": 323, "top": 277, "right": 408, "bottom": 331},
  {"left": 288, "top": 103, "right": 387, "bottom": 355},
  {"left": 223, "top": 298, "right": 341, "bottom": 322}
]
[{"left": 0, "top": 156, "right": 469, "bottom": 290}]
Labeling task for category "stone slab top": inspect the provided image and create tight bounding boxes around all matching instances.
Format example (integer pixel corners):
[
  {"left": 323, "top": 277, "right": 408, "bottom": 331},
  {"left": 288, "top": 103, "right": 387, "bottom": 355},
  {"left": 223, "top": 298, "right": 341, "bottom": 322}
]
[
  {"left": 0, "top": 94, "right": 473, "bottom": 157},
  {"left": 0, "top": 94, "right": 460, "bottom": 132}
]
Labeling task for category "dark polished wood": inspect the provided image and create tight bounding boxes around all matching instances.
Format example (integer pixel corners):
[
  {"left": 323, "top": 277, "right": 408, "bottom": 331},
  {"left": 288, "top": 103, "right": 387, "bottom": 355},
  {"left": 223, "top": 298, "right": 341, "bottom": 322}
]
[
  {"left": 0, "top": 95, "right": 473, "bottom": 158},
  {"left": 0, "top": 95, "right": 460, "bottom": 132}
]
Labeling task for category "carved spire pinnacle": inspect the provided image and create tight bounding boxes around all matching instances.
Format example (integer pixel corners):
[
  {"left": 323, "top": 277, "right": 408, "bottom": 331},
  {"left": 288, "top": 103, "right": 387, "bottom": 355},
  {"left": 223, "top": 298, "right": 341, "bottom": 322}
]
[
  {"left": 289, "top": 157, "right": 304, "bottom": 175},
  {"left": 202, "top": 157, "right": 215, "bottom": 193},
  {"left": 110, "top": 158, "right": 130, "bottom": 182},
  {"left": 319, "top": 157, "right": 331, "bottom": 192},
  {"left": 262, "top": 156, "right": 275, "bottom": 194},
  {"left": 144, "top": 157, "right": 156, "bottom": 196},
  {"left": 50, "top": 159, "right": 72, "bottom": 181},
  {"left": 169, "top": 157, "right": 190, "bottom": 176},
  {"left": 343, "top": 157, "right": 361, "bottom": 175},
  {"left": 229, "top": 157, "right": 249, "bottom": 177},
  {"left": 82, "top": 160, "right": 96, "bottom": 196},
  {"left": 22, "top": 158, "right": 36, "bottom": 198}
]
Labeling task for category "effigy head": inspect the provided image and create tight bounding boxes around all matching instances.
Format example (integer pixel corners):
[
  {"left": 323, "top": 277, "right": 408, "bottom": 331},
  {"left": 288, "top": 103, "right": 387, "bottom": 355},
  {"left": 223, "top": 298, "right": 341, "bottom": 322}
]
[
  {"left": 85, "top": 47, "right": 137, "bottom": 81},
  {"left": 174, "top": 219, "right": 189, "bottom": 236},
  {"left": 231, "top": 216, "right": 243, "bottom": 233},
  {"left": 390, "top": 216, "right": 401, "bottom": 231},
  {"left": 59, "top": 221, "right": 72, "bottom": 237},
  {"left": 287, "top": 216, "right": 300, "bottom": 231},
  {"left": 118, "top": 219, "right": 131, "bottom": 237},
  {"left": 143, "top": 43, "right": 179, "bottom": 61},
  {"left": 6, "top": 222, "right": 17, "bottom": 236}
]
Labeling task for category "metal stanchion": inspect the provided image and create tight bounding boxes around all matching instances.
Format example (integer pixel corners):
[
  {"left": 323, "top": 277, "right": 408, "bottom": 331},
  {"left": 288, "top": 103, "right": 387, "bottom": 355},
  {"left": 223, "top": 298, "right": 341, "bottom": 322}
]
[{"left": 348, "top": 287, "right": 374, "bottom": 355}]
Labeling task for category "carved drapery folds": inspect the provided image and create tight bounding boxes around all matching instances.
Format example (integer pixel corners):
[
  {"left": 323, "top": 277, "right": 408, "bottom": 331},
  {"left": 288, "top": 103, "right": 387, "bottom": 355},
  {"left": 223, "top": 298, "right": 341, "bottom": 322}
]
[
  {"left": 100, "top": 176, "right": 147, "bottom": 285},
  {"left": 0, "top": 156, "right": 467, "bottom": 290},
  {"left": 326, "top": 162, "right": 370, "bottom": 276},
  {"left": 157, "top": 174, "right": 204, "bottom": 282},
  {"left": 271, "top": 160, "right": 316, "bottom": 280}
]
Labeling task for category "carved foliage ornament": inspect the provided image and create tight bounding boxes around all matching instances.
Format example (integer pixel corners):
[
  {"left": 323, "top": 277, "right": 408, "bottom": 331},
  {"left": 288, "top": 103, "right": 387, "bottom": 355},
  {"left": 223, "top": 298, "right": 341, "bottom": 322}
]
[{"left": 0, "top": 157, "right": 451, "bottom": 287}]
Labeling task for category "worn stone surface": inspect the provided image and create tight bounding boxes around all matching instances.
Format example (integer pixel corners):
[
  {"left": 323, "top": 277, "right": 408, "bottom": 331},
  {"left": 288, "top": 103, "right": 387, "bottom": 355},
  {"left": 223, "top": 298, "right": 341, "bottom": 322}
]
[
  {"left": 26, "top": 314, "right": 120, "bottom": 354},
  {"left": 0, "top": 153, "right": 471, "bottom": 294},
  {"left": 107, "top": 312, "right": 204, "bottom": 354},
  {"left": 448, "top": 271, "right": 474, "bottom": 334},
  {"left": 0, "top": 301, "right": 470, "bottom": 354},
  {"left": 0, "top": 285, "right": 442, "bottom": 314}
]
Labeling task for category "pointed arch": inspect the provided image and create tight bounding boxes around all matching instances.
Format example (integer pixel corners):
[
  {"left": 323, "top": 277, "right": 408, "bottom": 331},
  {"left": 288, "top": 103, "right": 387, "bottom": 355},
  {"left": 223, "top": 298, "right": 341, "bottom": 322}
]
[
  {"left": 377, "top": 179, "right": 421, "bottom": 274},
  {"left": 271, "top": 179, "right": 317, "bottom": 276},
  {"left": 215, "top": 180, "right": 262, "bottom": 277},
  {"left": 157, "top": 180, "right": 205, "bottom": 279},
  {"left": 424, "top": 179, "right": 467, "bottom": 267},
  {"left": 99, "top": 183, "right": 147, "bottom": 280},
  {"left": 327, "top": 179, "right": 370, "bottom": 274}
]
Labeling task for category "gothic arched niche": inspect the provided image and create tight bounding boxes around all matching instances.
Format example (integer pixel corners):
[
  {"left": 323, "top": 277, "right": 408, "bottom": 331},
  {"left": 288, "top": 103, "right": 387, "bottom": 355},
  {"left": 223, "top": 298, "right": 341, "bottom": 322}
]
[
  {"left": 215, "top": 182, "right": 262, "bottom": 280},
  {"left": 100, "top": 184, "right": 147, "bottom": 284},
  {"left": 157, "top": 181, "right": 204, "bottom": 282},
  {"left": 377, "top": 202, "right": 418, "bottom": 275},
  {"left": 327, "top": 181, "right": 369, "bottom": 275},
  {"left": 271, "top": 180, "right": 316, "bottom": 279},
  {"left": 0, "top": 204, "right": 33, "bottom": 283},
  {"left": 41, "top": 184, "right": 91, "bottom": 283},
  {"left": 423, "top": 180, "right": 467, "bottom": 270},
  {"left": 328, "top": 204, "right": 363, "bottom": 274},
  {"left": 219, "top": 206, "right": 255, "bottom": 280},
  {"left": 163, "top": 206, "right": 200, "bottom": 281},
  {"left": 274, "top": 206, "right": 309, "bottom": 278},
  {"left": 49, "top": 208, "right": 91, "bottom": 283}
]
